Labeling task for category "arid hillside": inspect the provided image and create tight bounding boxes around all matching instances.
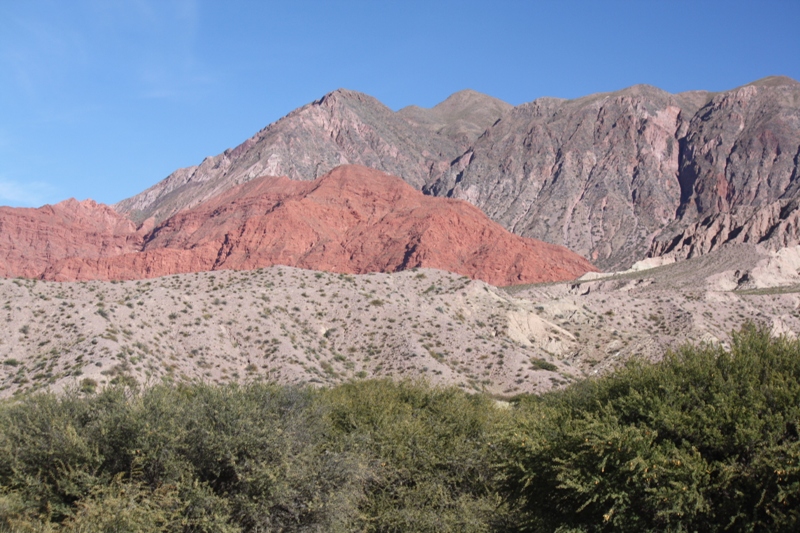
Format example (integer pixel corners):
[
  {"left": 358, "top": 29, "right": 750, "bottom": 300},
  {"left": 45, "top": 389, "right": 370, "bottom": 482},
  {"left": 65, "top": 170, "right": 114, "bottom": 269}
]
[
  {"left": 0, "top": 268, "right": 581, "bottom": 398},
  {"left": 2, "top": 243, "right": 797, "bottom": 398}
]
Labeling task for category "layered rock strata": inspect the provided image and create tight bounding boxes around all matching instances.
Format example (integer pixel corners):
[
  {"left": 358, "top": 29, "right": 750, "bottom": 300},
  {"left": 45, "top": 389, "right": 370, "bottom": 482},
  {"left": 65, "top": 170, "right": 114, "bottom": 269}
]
[{"left": 0, "top": 199, "right": 145, "bottom": 278}]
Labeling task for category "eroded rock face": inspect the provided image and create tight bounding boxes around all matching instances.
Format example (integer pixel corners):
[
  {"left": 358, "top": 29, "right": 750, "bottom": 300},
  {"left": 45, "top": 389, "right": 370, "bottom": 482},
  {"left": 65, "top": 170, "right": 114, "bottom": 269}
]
[
  {"left": 0, "top": 199, "right": 143, "bottom": 278},
  {"left": 442, "top": 77, "right": 800, "bottom": 268},
  {"left": 428, "top": 85, "right": 695, "bottom": 269},
  {"left": 48, "top": 165, "right": 596, "bottom": 285},
  {"left": 677, "top": 78, "right": 800, "bottom": 219},
  {"left": 649, "top": 198, "right": 800, "bottom": 260}
]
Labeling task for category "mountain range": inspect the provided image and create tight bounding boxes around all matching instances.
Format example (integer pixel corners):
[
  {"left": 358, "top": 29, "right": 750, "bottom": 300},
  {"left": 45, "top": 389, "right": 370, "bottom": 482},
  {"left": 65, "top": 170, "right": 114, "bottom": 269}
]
[
  {"left": 1, "top": 76, "right": 799, "bottom": 397},
  {"left": 113, "top": 75, "right": 800, "bottom": 271},
  {"left": 0, "top": 165, "right": 594, "bottom": 285}
]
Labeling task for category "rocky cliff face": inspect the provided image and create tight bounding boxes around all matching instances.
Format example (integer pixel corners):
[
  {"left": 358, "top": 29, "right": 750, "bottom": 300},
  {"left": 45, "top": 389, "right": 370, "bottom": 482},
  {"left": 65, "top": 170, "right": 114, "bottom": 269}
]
[
  {"left": 0, "top": 199, "right": 144, "bottom": 278},
  {"left": 115, "top": 77, "right": 800, "bottom": 271},
  {"left": 676, "top": 77, "right": 800, "bottom": 219},
  {"left": 649, "top": 198, "right": 800, "bottom": 260},
  {"left": 427, "top": 85, "right": 700, "bottom": 268},
  {"left": 4, "top": 166, "right": 596, "bottom": 285},
  {"left": 435, "top": 78, "right": 800, "bottom": 269}
]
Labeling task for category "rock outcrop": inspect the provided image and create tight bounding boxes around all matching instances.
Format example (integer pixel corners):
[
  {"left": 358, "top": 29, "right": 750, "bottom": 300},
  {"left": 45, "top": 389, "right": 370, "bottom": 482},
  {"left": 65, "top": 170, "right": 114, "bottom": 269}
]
[
  {"left": 434, "top": 78, "right": 800, "bottom": 268},
  {"left": 676, "top": 77, "right": 800, "bottom": 220},
  {"left": 48, "top": 165, "right": 596, "bottom": 285},
  {"left": 427, "top": 84, "right": 699, "bottom": 268},
  {"left": 0, "top": 199, "right": 144, "bottom": 278},
  {"left": 649, "top": 198, "right": 800, "bottom": 260},
  {"left": 0, "top": 166, "right": 596, "bottom": 285}
]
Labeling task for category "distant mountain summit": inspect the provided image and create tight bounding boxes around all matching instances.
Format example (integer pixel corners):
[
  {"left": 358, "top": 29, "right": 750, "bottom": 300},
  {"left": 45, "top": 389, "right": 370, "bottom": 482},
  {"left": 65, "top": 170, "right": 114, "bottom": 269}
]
[
  {"left": 396, "top": 89, "right": 512, "bottom": 143},
  {"left": 115, "top": 77, "right": 800, "bottom": 270},
  {"left": 0, "top": 165, "right": 596, "bottom": 285}
]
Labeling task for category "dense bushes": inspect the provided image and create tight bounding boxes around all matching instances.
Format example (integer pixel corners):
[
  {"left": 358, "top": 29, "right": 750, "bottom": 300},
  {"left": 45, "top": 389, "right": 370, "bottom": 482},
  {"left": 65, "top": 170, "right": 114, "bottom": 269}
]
[
  {"left": 0, "top": 380, "right": 507, "bottom": 532},
  {"left": 499, "top": 325, "right": 800, "bottom": 532},
  {"left": 0, "top": 325, "right": 798, "bottom": 532}
]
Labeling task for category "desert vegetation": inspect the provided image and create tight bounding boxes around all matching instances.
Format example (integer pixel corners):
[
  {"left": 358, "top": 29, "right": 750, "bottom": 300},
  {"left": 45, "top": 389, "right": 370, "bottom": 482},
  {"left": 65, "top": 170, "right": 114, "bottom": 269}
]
[
  {"left": 0, "top": 325, "right": 796, "bottom": 532},
  {"left": 2, "top": 246, "right": 796, "bottom": 400},
  {"left": 0, "top": 267, "right": 582, "bottom": 398}
]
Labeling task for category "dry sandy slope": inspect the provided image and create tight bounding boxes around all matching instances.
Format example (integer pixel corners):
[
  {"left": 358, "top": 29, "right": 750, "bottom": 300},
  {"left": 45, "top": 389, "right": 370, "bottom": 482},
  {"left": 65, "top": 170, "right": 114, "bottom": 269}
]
[
  {"left": 0, "top": 267, "right": 578, "bottom": 398},
  {"left": 2, "top": 243, "right": 798, "bottom": 398},
  {"left": 506, "top": 244, "right": 800, "bottom": 376}
]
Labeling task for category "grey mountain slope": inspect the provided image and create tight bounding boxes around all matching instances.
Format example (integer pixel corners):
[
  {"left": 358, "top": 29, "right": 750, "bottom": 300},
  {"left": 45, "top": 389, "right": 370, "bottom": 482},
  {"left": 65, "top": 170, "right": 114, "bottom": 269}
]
[
  {"left": 115, "top": 77, "right": 800, "bottom": 271},
  {"left": 430, "top": 84, "right": 690, "bottom": 268},
  {"left": 396, "top": 89, "right": 512, "bottom": 144},
  {"left": 433, "top": 77, "right": 800, "bottom": 269},
  {"left": 115, "top": 89, "right": 512, "bottom": 226}
]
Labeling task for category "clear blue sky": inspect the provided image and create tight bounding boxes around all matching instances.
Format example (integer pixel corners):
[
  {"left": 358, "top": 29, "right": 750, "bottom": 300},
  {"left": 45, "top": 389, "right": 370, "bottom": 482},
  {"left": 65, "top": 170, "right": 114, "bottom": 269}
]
[{"left": 1, "top": 0, "right": 798, "bottom": 207}]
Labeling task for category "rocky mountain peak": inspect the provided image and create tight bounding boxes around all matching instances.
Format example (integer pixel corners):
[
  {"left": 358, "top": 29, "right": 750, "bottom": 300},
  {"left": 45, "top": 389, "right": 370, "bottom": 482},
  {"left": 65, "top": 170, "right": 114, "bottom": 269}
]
[
  {"left": 311, "top": 87, "right": 387, "bottom": 110},
  {"left": 742, "top": 75, "right": 800, "bottom": 88},
  {"left": 397, "top": 89, "right": 512, "bottom": 144}
]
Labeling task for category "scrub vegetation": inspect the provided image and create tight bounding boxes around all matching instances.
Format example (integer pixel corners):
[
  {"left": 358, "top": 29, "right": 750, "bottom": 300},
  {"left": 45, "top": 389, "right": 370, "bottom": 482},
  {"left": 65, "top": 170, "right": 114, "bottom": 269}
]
[{"left": 0, "top": 325, "right": 797, "bottom": 532}]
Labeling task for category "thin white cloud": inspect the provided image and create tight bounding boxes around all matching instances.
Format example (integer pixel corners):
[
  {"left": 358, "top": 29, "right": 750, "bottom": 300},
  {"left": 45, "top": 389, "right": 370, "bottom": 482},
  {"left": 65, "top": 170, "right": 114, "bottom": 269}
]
[{"left": 0, "top": 178, "right": 57, "bottom": 207}]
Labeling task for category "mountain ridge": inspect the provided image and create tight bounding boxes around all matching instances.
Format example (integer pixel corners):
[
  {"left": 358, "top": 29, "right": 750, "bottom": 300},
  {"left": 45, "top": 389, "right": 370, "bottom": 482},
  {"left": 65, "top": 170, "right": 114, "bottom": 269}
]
[{"left": 114, "top": 76, "right": 800, "bottom": 270}]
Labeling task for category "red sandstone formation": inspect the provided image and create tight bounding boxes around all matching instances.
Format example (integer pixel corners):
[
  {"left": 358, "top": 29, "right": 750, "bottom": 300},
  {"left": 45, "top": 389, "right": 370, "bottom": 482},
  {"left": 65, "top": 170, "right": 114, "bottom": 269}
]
[
  {"left": 0, "top": 199, "right": 144, "bottom": 279},
  {"left": 7, "top": 165, "right": 596, "bottom": 285}
]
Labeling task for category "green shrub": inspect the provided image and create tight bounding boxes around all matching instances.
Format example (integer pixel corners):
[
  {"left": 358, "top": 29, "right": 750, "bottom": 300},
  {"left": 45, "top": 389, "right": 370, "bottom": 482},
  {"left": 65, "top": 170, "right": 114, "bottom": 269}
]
[
  {"left": 530, "top": 358, "right": 558, "bottom": 372},
  {"left": 324, "top": 379, "right": 506, "bottom": 532},
  {"left": 498, "top": 325, "right": 800, "bottom": 532},
  {"left": 1, "top": 325, "right": 797, "bottom": 532}
]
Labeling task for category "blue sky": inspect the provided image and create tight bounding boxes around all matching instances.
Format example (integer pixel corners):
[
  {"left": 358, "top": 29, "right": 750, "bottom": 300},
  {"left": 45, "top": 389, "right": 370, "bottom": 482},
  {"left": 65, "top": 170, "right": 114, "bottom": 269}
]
[{"left": 1, "top": 0, "right": 798, "bottom": 207}]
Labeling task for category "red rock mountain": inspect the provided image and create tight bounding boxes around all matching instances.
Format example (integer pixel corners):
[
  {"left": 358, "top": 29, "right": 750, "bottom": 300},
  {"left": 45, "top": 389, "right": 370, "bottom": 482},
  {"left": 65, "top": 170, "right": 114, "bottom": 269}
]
[
  {"left": 114, "top": 89, "right": 509, "bottom": 225},
  {"left": 1, "top": 166, "right": 596, "bottom": 285},
  {"left": 0, "top": 199, "right": 144, "bottom": 279}
]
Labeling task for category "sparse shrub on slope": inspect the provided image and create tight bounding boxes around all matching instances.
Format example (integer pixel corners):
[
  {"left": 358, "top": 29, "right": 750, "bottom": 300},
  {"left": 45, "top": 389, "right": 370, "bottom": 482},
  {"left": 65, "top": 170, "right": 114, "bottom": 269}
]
[{"left": 498, "top": 324, "right": 800, "bottom": 532}]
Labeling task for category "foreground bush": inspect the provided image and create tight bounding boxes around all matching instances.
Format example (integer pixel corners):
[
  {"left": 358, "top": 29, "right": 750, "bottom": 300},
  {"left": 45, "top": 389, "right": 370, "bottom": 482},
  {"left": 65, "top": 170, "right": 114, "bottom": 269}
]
[
  {"left": 0, "top": 325, "right": 797, "bottom": 532},
  {"left": 325, "top": 380, "right": 505, "bottom": 532},
  {"left": 0, "top": 380, "right": 507, "bottom": 532},
  {"left": 499, "top": 325, "right": 800, "bottom": 532}
]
